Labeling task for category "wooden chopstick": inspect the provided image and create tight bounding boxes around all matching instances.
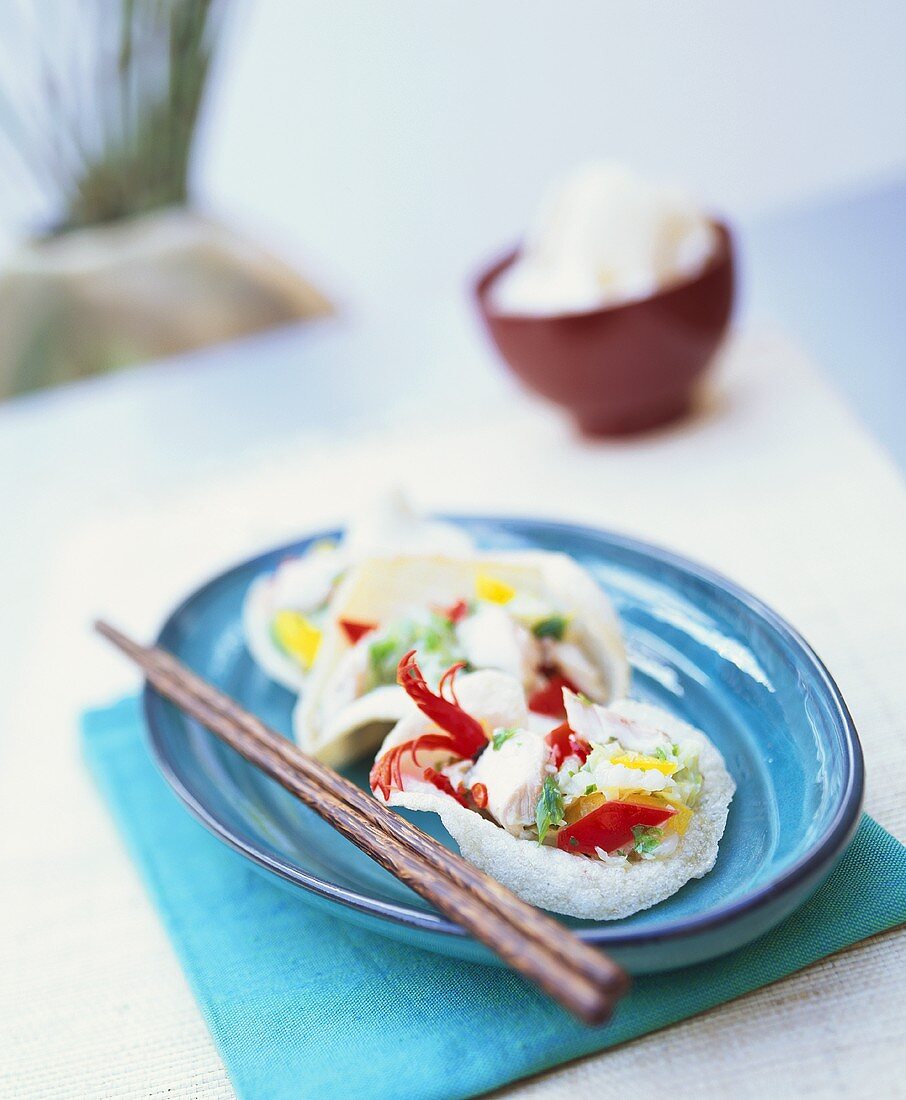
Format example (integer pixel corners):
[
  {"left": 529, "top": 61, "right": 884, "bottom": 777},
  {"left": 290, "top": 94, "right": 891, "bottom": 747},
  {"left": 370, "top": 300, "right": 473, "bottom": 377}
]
[{"left": 95, "top": 620, "right": 629, "bottom": 1024}]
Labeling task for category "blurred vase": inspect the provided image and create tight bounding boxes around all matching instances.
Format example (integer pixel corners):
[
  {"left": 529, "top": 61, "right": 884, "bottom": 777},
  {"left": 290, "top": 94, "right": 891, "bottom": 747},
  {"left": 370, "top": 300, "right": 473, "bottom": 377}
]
[{"left": 0, "top": 207, "right": 332, "bottom": 398}]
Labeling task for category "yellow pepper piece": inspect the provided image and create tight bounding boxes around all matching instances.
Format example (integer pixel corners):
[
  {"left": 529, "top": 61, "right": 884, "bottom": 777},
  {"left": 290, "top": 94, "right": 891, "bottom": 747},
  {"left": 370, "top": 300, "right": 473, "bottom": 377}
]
[
  {"left": 476, "top": 572, "right": 516, "bottom": 604},
  {"left": 625, "top": 792, "right": 693, "bottom": 835},
  {"left": 611, "top": 752, "right": 678, "bottom": 776},
  {"left": 273, "top": 610, "right": 322, "bottom": 670}
]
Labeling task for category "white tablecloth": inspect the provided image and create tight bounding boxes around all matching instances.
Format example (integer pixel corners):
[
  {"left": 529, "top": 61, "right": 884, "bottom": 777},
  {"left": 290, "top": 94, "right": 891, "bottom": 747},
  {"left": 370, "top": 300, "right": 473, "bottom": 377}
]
[{"left": 3, "top": 332, "right": 904, "bottom": 1098}]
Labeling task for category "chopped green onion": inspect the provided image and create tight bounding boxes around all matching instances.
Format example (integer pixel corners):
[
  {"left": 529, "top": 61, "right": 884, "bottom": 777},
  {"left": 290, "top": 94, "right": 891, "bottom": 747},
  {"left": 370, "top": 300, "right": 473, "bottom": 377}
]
[
  {"left": 366, "top": 613, "right": 464, "bottom": 687},
  {"left": 368, "top": 637, "right": 397, "bottom": 680},
  {"left": 535, "top": 777, "right": 565, "bottom": 845},
  {"left": 532, "top": 614, "right": 568, "bottom": 640},
  {"left": 631, "top": 824, "right": 664, "bottom": 857},
  {"left": 491, "top": 728, "right": 517, "bottom": 751}
]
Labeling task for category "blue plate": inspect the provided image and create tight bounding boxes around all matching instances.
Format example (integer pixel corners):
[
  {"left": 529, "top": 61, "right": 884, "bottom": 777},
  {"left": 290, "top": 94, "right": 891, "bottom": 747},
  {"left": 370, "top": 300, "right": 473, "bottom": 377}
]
[{"left": 145, "top": 518, "right": 863, "bottom": 973}]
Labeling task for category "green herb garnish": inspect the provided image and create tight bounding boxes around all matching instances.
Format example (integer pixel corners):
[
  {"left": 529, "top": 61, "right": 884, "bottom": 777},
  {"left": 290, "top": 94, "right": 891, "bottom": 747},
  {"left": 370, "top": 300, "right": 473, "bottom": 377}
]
[
  {"left": 366, "top": 613, "right": 463, "bottom": 687},
  {"left": 367, "top": 636, "right": 398, "bottom": 681},
  {"left": 584, "top": 783, "right": 597, "bottom": 795},
  {"left": 653, "top": 747, "right": 668, "bottom": 761},
  {"left": 422, "top": 611, "right": 457, "bottom": 653},
  {"left": 535, "top": 776, "right": 565, "bottom": 845},
  {"left": 631, "top": 825, "right": 664, "bottom": 857},
  {"left": 532, "top": 614, "right": 568, "bottom": 641},
  {"left": 491, "top": 728, "right": 517, "bottom": 751}
]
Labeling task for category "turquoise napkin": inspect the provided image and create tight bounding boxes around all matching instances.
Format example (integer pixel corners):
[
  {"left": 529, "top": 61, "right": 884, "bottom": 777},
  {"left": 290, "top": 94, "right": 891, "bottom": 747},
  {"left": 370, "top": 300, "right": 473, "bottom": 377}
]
[{"left": 83, "top": 697, "right": 906, "bottom": 1100}]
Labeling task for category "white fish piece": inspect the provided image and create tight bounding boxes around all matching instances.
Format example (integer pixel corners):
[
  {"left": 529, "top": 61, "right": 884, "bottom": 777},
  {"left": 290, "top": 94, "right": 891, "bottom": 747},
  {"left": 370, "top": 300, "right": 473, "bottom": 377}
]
[
  {"left": 455, "top": 669, "right": 528, "bottom": 731},
  {"left": 542, "top": 638, "right": 609, "bottom": 699},
  {"left": 468, "top": 731, "right": 548, "bottom": 836},
  {"left": 456, "top": 605, "right": 540, "bottom": 685},
  {"left": 524, "top": 711, "right": 559, "bottom": 736},
  {"left": 564, "top": 690, "right": 671, "bottom": 755}
]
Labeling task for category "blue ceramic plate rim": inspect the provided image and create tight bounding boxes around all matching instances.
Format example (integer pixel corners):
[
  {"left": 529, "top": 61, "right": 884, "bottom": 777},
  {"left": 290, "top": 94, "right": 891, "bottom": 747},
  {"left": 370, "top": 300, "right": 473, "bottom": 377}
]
[{"left": 144, "top": 517, "right": 864, "bottom": 948}]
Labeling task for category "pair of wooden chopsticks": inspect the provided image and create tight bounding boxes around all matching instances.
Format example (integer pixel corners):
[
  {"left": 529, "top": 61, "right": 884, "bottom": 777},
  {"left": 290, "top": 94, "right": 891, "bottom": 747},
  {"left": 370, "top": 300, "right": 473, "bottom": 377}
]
[{"left": 95, "top": 620, "right": 629, "bottom": 1024}]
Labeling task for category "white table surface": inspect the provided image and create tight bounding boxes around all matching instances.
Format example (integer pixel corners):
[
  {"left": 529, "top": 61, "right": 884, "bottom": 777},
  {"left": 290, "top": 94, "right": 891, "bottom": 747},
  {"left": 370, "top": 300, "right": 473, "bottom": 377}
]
[{"left": 2, "top": 182, "right": 904, "bottom": 1098}]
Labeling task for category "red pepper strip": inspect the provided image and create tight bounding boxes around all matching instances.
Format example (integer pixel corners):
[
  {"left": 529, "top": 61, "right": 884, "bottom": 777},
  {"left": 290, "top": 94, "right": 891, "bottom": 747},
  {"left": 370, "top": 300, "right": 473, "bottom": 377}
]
[
  {"left": 397, "top": 651, "right": 487, "bottom": 757},
  {"left": 527, "top": 674, "right": 580, "bottom": 718},
  {"left": 556, "top": 801, "right": 676, "bottom": 856},
  {"left": 470, "top": 782, "right": 489, "bottom": 809},
  {"left": 546, "top": 722, "right": 591, "bottom": 768},
  {"left": 370, "top": 733, "right": 458, "bottom": 799},
  {"left": 437, "top": 660, "right": 467, "bottom": 706},
  {"left": 339, "top": 618, "right": 377, "bottom": 644},
  {"left": 423, "top": 767, "right": 469, "bottom": 806},
  {"left": 442, "top": 598, "right": 470, "bottom": 624},
  {"left": 370, "top": 654, "right": 489, "bottom": 798}
]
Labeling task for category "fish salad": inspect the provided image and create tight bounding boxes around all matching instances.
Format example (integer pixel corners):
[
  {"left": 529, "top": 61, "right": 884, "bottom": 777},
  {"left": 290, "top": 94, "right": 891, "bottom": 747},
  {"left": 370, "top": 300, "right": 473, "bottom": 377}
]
[
  {"left": 295, "top": 553, "right": 629, "bottom": 766},
  {"left": 371, "top": 652, "right": 734, "bottom": 920},
  {"left": 242, "top": 492, "right": 474, "bottom": 692},
  {"left": 324, "top": 579, "right": 611, "bottom": 726}
]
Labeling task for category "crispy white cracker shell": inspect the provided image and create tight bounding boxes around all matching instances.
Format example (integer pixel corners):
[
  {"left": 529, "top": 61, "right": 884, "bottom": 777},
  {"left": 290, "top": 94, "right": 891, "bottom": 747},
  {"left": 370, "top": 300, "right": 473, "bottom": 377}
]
[{"left": 384, "top": 700, "right": 735, "bottom": 920}]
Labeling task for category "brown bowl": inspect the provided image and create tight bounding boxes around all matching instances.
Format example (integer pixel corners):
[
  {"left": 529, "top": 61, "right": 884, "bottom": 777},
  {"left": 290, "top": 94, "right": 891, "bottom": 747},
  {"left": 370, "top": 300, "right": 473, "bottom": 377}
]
[{"left": 474, "top": 222, "right": 735, "bottom": 436}]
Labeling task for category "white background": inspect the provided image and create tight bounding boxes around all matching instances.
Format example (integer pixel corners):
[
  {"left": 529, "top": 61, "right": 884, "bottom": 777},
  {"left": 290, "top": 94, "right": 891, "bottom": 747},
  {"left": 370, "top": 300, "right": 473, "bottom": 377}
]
[
  {"left": 3, "top": 1, "right": 906, "bottom": 311},
  {"left": 199, "top": 1, "right": 906, "bottom": 306}
]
